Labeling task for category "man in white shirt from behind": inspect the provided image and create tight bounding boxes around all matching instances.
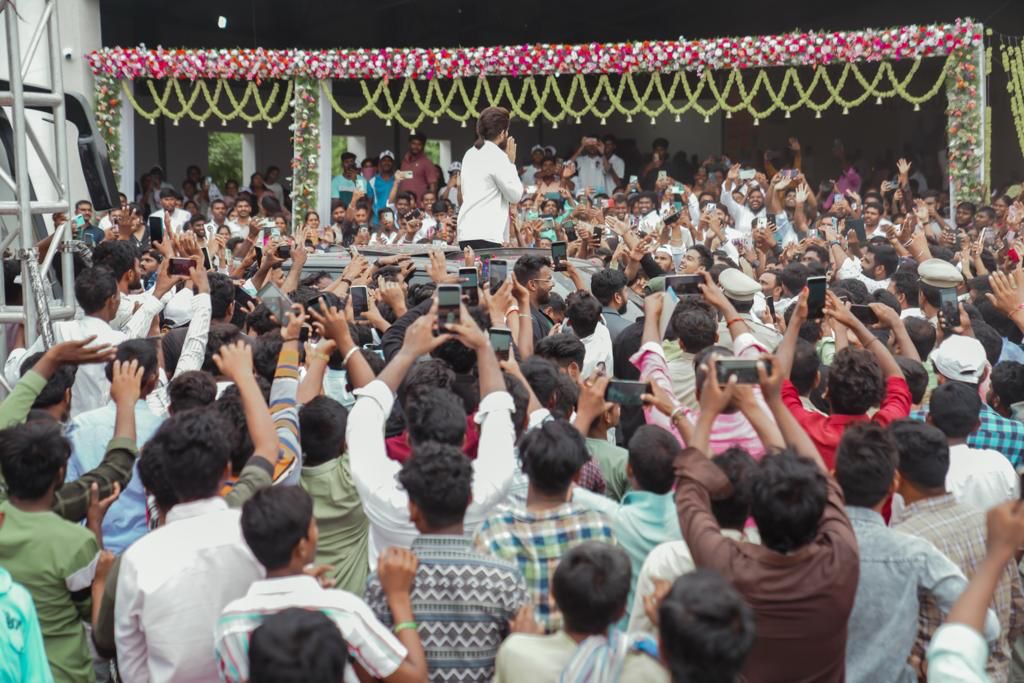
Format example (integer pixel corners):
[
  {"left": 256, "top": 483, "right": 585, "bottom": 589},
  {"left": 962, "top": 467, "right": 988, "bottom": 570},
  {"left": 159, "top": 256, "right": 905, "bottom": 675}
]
[
  {"left": 928, "top": 383, "right": 1018, "bottom": 512},
  {"left": 115, "top": 343, "right": 269, "bottom": 683},
  {"left": 346, "top": 308, "right": 515, "bottom": 565},
  {"left": 456, "top": 106, "right": 523, "bottom": 248}
]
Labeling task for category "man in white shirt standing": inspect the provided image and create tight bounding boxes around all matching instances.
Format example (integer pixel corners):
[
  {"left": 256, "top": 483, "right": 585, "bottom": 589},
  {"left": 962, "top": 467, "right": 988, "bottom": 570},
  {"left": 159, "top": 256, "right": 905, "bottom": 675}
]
[
  {"left": 569, "top": 135, "right": 621, "bottom": 196},
  {"left": 457, "top": 106, "right": 523, "bottom": 249},
  {"left": 825, "top": 219, "right": 900, "bottom": 293},
  {"left": 928, "top": 382, "right": 1018, "bottom": 511},
  {"left": 344, "top": 307, "right": 516, "bottom": 564},
  {"left": 147, "top": 189, "right": 191, "bottom": 237},
  {"left": 115, "top": 342, "right": 271, "bottom": 683}
]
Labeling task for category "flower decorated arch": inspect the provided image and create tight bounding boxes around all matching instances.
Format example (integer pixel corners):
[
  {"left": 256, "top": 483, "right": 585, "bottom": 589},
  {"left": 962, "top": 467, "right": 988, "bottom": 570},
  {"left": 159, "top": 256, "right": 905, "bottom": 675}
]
[{"left": 88, "top": 19, "right": 991, "bottom": 225}]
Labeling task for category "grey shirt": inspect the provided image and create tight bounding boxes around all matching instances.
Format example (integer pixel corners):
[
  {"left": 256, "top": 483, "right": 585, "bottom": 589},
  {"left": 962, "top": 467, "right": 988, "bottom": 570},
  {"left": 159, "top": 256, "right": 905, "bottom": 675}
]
[
  {"left": 844, "top": 506, "right": 999, "bottom": 683},
  {"left": 600, "top": 306, "right": 632, "bottom": 343}
]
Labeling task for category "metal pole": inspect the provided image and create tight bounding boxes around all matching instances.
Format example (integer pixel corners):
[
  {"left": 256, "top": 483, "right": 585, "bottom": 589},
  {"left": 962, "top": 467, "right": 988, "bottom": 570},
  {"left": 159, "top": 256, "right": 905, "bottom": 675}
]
[{"left": 45, "top": 0, "right": 69, "bottom": 211}]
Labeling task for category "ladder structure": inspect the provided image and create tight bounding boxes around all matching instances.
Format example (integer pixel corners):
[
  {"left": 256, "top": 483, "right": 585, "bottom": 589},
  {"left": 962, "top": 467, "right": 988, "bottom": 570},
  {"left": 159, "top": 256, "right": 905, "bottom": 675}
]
[{"left": 0, "top": 0, "right": 78, "bottom": 368}]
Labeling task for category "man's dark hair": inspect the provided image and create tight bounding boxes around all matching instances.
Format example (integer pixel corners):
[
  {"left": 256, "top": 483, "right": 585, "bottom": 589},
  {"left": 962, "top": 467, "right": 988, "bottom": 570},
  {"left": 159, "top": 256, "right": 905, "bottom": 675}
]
[
  {"left": 590, "top": 268, "right": 627, "bottom": 306},
  {"left": 867, "top": 243, "right": 898, "bottom": 277},
  {"left": 407, "top": 388, "right": 467, "bottom": 448},
  {"left": 208, "top": 272, "right": 236, "bottom": 320},
  {"left": 687, "top": 244, "right": 714, "bottom": 272},
  {"left": 0, "top": 421, "right": 70, "bottom": 499},
  {"left": 75, "top": 267, "right": 118, "bottom": 314},
  {"left": 827, "top": 348, "right": 884, "bottom": 415},
  {"left": 902, "top": 317, "right": 937, "bottom": 360},
  {"left": 627, "top": 425, "right": 680, "bottom": 494},
  {"left": 19, "top": 352, "right": 76, "bottom": 409},
  {"left": 298, "top": 396, "right": 348, "bottom": 467},
  {"left": 779, "top": 262, "right": 809, "bottom": 296},
  {"left": 503, "top": 371, "right": 530, "bottom": 440},
  {"left": 918, "top": 281, "right": 944, "bottom": 310},
  {"left": 669, "top": 299, "right": 717, "bottom": 353},
  {"left": 833, "top": 279, "right": 871, "bottom": 305},
  {"left": 431, "top": 305, "right": 490, "bottom": 375},
  {"left": 544, "top": 291, "right": 567, "bottom": 317},
  {"left": 992, "top": 361, "right": 1024, "bottom": 412},
  {"left": 213, "top": 390, "right": 255, "bottom": 476},
  {"left": 513, "top": 254, "right": 552, "bottom": 284},
  {"left": 104, "top": 339, "right": 159, "bottom": 386},
  {"left": 398, "top": 359, "right": 456, "bottom": 409},
  {"left": 519, "top": 419, "right": 589, "bottom": 496},
  {"left": 565, "top": 291, "right": 603, "bottom": 338},
  {"left": 242, "top": 486, "right": 314, "bottom": 571},
  {"left": 142, "top": 409, "right": 232, "bottom": 501},
  {"left": 167, "top": 370, "right": 217, "bottom": 413},
  {"left": 552, "top": 542, "right": 631, "bottom": 634},
  {"left": 748, "top": 449, "right": 828, "bottom": 553},
  {"left": 137, "top": 446, "right": 178, "bottom": 513},
  {"left": 790, "top": 339, "right": 820, "bottom": 394},
  {"left": 91, "top": 240, "right": 138, "bottom": 281},
  {"left": 249, "top": 608, "right": 347, "bottom": 683},
  {"left": 398, "top": 441, "right": 472, "bottom": 528},
  {"left": 891, "top": 270, "right": 919, "bottom": 309},
  {"left": 973, "top": 322, "right": 1004, "bottom": 367},
  {"left": 889, "top": 419, "right": 950, "bottom": 489},
  {"left": 521, "top": 356, "right": 563, "bottom": 409},
  {"left": 895, "top": 357, "right": 929, "bottom": 404},
  {"left": 534, "top": 333, "right": 586, "bottom": 372},
  {"left": 835, "top": 422, "right": 898, "bottom": 508},
  {"left": 710, "top": 447, "right": 757, "bottom": 530},
  {"left": 550, "top": 373, "right": 580, "bottom": 420},
  {"left": 658, "top": 569, "right": 755, "bottom": 683},
  {"left": 976, "top": 298, "right": 1023, "bottom": 344},
  {"left": 872, "top": 288, "right": 901, "bottom": 317},
  {"left": 929, "top": 382, "right": 982, "bottom": 439},
  {"left": 252, "top": 331, "right": 284, "bottom": 384}
]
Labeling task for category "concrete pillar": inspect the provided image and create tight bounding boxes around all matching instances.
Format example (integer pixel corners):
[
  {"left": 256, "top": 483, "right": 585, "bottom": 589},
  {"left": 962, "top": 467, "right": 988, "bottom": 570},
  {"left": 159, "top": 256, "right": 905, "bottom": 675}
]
[{"left": 317, "top": 80, "right": 332, "bottom": 218}]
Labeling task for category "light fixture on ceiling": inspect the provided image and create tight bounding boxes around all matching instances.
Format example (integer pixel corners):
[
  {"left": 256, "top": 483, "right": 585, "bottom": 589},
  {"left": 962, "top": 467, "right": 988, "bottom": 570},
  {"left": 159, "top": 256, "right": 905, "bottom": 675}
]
[{"left": 217, "top": 15, "right": 227, "bottom": 29}]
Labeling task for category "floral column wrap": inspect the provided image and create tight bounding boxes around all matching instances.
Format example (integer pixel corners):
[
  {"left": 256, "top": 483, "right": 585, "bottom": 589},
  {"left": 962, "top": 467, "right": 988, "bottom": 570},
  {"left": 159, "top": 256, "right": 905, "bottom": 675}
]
[
  {"left": 94, "top": 73, "right": 123, "bottom": 180},
  {"left": 946, "top": 38, "right": 986, "bottom": 205},
  {"left": 290, "top": 77, "right": 319, "bottom": 235}
]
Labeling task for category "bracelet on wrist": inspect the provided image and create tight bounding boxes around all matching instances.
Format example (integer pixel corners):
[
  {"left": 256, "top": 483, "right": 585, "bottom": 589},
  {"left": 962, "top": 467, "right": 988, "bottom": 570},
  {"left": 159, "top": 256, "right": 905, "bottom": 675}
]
[
  {"left": 669, "top": 406, "right": 686, "bottom": 422},
  {"left": 342, "top": 346, "right": 360, "bottom": 365},
  {"left": 393, "top": 621, "right": 418, "bottom": 635},
  {"left": 726, "top": 317, "right": 744, "bottom": 327}
]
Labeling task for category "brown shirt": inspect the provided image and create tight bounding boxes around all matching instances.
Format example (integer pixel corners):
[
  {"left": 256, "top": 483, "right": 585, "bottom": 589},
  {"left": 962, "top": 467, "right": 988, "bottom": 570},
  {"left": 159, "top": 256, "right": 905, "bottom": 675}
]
[
  {"left": 398, "top": 152, "right": 439, "bottom": 201},
  {"left": 673, "top": 448, "right": 859, "bottom": 683}
]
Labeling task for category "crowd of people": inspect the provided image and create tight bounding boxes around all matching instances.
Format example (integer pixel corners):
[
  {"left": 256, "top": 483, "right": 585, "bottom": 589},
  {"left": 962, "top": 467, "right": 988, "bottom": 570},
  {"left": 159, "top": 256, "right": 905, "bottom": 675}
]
[{"left": 3, "top": 102, "right": 1024, "bottom": 683}]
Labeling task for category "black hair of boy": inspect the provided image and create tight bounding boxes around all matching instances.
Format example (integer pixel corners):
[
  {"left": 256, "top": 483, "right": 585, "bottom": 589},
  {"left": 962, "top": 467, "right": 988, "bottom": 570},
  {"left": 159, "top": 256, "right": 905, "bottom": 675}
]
[
  {"left": 929, "top": 382, "right": 982, "bottom": 440},
  {"left": 627, "top": 425, "right": 680, "bottom": 494},
  {"left": 894, "top": 357, "right": 929, "bottom": 405},
  {"left": 551, "top": 541, "right": 631, "bottom": 634},
  {"left": 834, "top": 423, "right": 898, "bottom": 508},
  {"left": 747, "top": 449, "right": 828, "bottom": 553},
  {"left": 406, "top": 387, "right": 467, "bottom": 449},
  {"left": 888, "top": 420, "right": 950, "bottom": 489},
  {"left": 398, "top": 441, "right": 473, "bottom": 530},
  {"left": 710, "top": 447, "right": 757, "bottom": 530},
  {"left": 298, "top": 396, "right": 348, "bottom": 467},
  {"left": 826, "top": 348, "right": 884, "bottom": 415},
  {"left": 0, "top": 420, "right": 70, "bottom": 499},
  {"left": 241, "top": 486, "right": 315, "bottom": 571},
  {"left": 249, "top": 608, "right": 347, "bottom": 683},
  {"left": 141, "top": 409, "right": 232, "bottom": 502},
  {"left": 519, "top": 419, "right": 589, "bottom": 496}
]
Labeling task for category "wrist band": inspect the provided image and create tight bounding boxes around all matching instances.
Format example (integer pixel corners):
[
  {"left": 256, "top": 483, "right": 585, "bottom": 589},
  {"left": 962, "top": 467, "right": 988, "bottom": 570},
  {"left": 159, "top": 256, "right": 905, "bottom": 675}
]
[
  {"left": 282, "top": 337, "right": 299, "bottom": 343},
  {"left": 726, "top": 317, "right": 744, "bottom": 327},
  {"left": 342, "top": 346, "right": 360, "bottom": 365},
  {"left": 393, "top": 622, "right": 417, "bottom": 634},
  {"left": 670, "top": 406, "right": 686, "bottom": 422},
  {"left": 312, "top": 352, "right": 330, "bottom": 362}
]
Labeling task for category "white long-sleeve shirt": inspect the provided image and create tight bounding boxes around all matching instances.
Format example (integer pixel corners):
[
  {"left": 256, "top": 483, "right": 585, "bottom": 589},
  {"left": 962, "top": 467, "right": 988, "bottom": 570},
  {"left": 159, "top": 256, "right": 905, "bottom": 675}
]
[
  {"left": 146, "top": 292, "right": 212, "bottom": 416},
  {"left": 346, "top": 379, "right": 516, "bottom": 564},
  {"left": 456, "top": 141, "right": 524, "bottom": 244},
  {"left": 720, "top": 182, "right": 766, "bottom": 234}
]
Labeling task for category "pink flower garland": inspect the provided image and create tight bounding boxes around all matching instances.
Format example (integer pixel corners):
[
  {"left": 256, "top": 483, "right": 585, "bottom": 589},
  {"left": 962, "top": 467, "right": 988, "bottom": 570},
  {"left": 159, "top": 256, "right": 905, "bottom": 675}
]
[{"left": 87, "top": 20, "right": 981, "bottom": 81}]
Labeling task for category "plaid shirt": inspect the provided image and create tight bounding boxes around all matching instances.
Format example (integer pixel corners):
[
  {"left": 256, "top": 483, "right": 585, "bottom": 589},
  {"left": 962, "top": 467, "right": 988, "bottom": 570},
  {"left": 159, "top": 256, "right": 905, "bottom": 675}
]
[
  {"left": 911, "top": 405, "right": 1024, "bottom": 468},
  {"left": 473, "top": 503, "right": 615, "bottom": 633},
  {"left": 893, "top": 494, "right": 1024, "bottom": 682}
]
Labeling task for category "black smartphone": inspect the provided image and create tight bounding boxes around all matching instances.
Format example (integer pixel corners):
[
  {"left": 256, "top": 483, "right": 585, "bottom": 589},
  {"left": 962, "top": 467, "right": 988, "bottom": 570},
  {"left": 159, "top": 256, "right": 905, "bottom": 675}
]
[
  {"left": 489, "top": 328, "right": 513, "bottom": 361},
  {"left": 253, "top": 245, "right": 263, "bottom": 269},
  {"left": 459, "top": 266, "right": 480, "bottom": 306},
  {"left": 201, "top": 247, "right": 212, "bottom": 271},
  {"left": 716, "top": 359, "right": 772, "bottom": 385},
  {"left": 765, "top": 295, "right": 776, "bottom": 322},
  {"left": 256, "top": 282, "right": 291, "bottom": 323},
  {"left": 147, "top": 215, "right": 164, "bottom": 244},
  {"left": 551, "top": 241, "right": 568, "bottom": 272},
  {"left": 276, "top": 244, "right": 292, "bottom": 260},
  {"left": 594, "top": 226, "right": 603, "bottom": 241},
  {"left": 849, "top": 304, "right": 878, "bottom": 325},
  {"left": 663, "top": 211, "right": 682, "bottom": 226},
  {"left": 168, "top": 257, "right": 193, "bottom": 277},
  {"left": 350, "top": 285, "right": 369, "bottom": 320},
  {"left": 939, "top": 287, "right": 959, "bottom": 332},
  {"left": 806, "top": 275, "right": 827, "bottom": 320},
  {"left": 766, "top": 214, "right": 777, "bottom": 231},
  {"left": 489, "top": 259, "right": 509, "bottom": 293},
  {"left": 605, "top": 380, "right": 652, "bottom": 406},
  {"left": 664, "top": 274, "right": 703, "bottom": 296},
  {"left": 846, "top": 218, "right": 867, "bottom": 243},
  {"left": 437, "top": 284, "right": 462, "bottom": 333},
  {"left": 234, "top": 285, "right": 254, "bottom": 310}
]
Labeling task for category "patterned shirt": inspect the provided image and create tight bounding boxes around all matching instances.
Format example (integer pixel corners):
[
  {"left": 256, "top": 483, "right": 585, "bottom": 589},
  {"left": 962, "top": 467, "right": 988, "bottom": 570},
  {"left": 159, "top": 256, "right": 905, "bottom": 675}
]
[
  {"left": 365, "top": 535, "right": 529, "bottom": 683},
  {"left": 893, "top": 494, "right": 1024, "bottom": 682},
  {"left": 474, "top": 503, "right": 615, "bottom": 633},
  {"left": 911, "top": 405, "right": 1024, "bottom": 469}
]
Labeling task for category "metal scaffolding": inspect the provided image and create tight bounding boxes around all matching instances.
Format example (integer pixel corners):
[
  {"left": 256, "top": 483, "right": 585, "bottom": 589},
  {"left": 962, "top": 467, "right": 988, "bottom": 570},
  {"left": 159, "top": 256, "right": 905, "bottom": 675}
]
[{"left": 0, "top": 0, "right": 77, "bottom": 364}]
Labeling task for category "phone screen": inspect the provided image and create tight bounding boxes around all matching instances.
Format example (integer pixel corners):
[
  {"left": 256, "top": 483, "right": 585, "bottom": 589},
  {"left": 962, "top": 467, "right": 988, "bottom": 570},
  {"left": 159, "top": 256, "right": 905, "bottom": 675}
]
[
  {"left": 716, "top": 359, "right": 771, "bottom": 385},
  {"left": 201, "top": 247, "right": 212, "bottom": 271},
  {"left": 939, "top": 287, "right": 959, "bottom": 331},
  {"left": 849, "top": 304, "right": 878, "bottom": 325},
  {"left": 437, "top": 285, "right": 461, "bottom": 332},
  {"left": 664, "top": 274, "right": 703, "bottom": 295},
  {"left": 147, "top": 216, "right": 164, "bottom": 244},
  {"left": 350, "top": 285, "right": 369, "bottom": 319},
  {"left": 489, "top": 328, "right": 512, "bottom": 361},
  {"left": 256, "top": 282, "right": 291, "bottom": 323},
  {"left": 168, "top": 258, "right": 193, "bottom": 277},
  {"left": 806, "top": 276, "right": 827, "bottom": 319},
  {"left": 605, "top": 380, "right": 652, "bottom": 406},
  {"left": 459, "top": 267, "right": 480, "bottom": 306},
  {"left": 489, "top": 259, "right": 508, "bottom": 292},
  {"left": 551, "top": 241, "right": 567, "bottom": 271}
]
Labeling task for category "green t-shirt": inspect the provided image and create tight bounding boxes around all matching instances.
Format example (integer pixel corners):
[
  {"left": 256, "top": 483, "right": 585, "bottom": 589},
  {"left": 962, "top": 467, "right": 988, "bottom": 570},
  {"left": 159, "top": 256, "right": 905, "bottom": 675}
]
[
  {"left": 0, "top": 502, "right": 99, "bottom": 683},
  {"left": 299, "top": 455, "right": 370, "bottom": 595},
  {"left": 586, "top": 437, "right": 630, "bottom": 502}
]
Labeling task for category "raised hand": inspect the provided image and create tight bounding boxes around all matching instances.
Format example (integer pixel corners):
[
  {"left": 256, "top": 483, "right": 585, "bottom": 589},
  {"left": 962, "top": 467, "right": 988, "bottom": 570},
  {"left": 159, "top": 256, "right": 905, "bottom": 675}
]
[
  {"left": 309, "top": 305, "right": 353, "bottom": 347},
  {"left": 109, "top": 359, "right": 145, "bottom": 406},
  {"left": 212, "top": 340, "right": 255, "bottom": 382},
  {"left": 43, "top": 336, "right": 116, "bottom": 366}
]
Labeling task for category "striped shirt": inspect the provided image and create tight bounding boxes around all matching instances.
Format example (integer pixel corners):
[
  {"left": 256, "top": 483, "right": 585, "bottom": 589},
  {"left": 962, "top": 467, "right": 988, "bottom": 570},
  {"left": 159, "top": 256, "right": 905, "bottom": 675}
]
[
  {"left": 269, "top": 347, "right": 302, "bottom": 485},
  {"left": 894, "top": 494, "right": 1024, "bottom": 682},
  {"left": 365, "top": 535, "right": 529, "bottom": 683},
  {"left": 474, "top": 503, "right": 615, "bottom": 633},
  {"left": 215, "top": 575, "right": 407, "bottom": 683}
]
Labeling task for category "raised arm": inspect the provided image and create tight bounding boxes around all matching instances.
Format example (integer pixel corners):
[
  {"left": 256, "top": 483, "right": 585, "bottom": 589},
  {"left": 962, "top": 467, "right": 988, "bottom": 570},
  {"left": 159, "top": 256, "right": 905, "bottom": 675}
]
[
  {"left": 825, "top": 291, "right": 902, "bottom": 379},
  {"left": 310, "top": 305, "right": 376, "bottom": 390},
  {"left": 212, "top": 340, "right": 280, "bottom": 471},
  {"left": 757, "top": 352, "right": 827, "bottom": 471}
]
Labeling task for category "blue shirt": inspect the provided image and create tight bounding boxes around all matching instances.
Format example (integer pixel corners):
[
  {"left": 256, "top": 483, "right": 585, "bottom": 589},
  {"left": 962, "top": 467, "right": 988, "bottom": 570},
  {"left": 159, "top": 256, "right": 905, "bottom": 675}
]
[
  {"left": 65, "top": 400, "right": 165, "bottom": 554},
  {"left": 369, "top": 175, "right": 396, "bottom": 217},
  {"left": 0, "top": 568, "right": 53, "bottom": 683},
  {"left": 571, "top": 488, "right": 682, "bottom": 621},
  {"left": 999, "top": 338, "right": 1024, "bottom": 364},
  {"left": 330, "top": 174, "right": 371, "bottom": 207},
  {"left": 911, "top": 404, "right": 1024, "bottom": 469}
]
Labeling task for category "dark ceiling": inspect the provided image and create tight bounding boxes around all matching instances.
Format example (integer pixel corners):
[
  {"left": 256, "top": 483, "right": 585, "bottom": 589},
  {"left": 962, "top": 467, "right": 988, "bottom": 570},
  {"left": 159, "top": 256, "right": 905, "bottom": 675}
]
[{"left": 99, "top": 0, "right": 1023, "bottom": 50}]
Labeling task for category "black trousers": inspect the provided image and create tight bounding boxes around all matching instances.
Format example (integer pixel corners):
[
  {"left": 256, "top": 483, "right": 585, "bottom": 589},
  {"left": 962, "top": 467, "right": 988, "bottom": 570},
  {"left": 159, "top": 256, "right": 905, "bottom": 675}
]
[{"left": 458, "top": 239, "right": 502, "bottom": 250}]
